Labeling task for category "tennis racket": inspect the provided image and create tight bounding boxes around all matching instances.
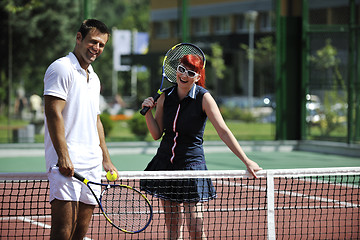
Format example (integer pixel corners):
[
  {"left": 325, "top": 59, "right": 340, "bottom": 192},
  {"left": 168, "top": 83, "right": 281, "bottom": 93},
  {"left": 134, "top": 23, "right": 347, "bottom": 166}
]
[
  {"left": 140, "top": 42, "right": 206, "bottom": 115},
  {"left": 73, "top": 171, "right": 153, "bottom": 234}
]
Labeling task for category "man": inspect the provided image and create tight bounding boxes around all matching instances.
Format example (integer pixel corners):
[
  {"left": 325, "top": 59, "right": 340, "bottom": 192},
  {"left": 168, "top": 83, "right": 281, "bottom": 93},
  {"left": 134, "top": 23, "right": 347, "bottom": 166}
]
[{"left": 44, "top": 19, "right": 118, "bottom": 239}]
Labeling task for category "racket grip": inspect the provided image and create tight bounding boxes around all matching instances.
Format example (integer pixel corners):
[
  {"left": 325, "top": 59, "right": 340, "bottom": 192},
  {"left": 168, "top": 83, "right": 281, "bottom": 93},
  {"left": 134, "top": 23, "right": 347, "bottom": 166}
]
[
  {"left": 73, "top": 171, "right": 85, "bottom": 182},
  {"left": 140, "top": 106, "right": 150, "bottom": 115},
  {"left": 140, "top": 92, "right": 161, "bottom": 115}
]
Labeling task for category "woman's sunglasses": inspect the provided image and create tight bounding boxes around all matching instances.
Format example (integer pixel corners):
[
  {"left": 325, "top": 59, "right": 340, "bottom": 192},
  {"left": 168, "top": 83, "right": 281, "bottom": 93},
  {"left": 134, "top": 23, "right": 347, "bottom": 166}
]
[{"left": 177, "top": 65, "right": 200, "bottom": 78}]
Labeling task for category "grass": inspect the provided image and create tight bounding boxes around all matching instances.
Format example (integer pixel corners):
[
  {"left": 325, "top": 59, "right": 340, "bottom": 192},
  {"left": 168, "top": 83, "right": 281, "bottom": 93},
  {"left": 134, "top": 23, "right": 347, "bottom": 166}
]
[
  {"left": 0, "top": 116, "right": 351, "bottom": 143},
  {"left": 306, "top": 124, "right": 349, "bottom": 142},
  {"left": 0, "top": 118, "right": 29, "bottom": 143},
  {"left": 106, "top": 119, "right": 276, "bottom": 142},
  {"left": 107, "top": 119, "right": 152, "bottom": 141},
  {"left": 204, "top": 120, "right": 275, "bottom": 140}
]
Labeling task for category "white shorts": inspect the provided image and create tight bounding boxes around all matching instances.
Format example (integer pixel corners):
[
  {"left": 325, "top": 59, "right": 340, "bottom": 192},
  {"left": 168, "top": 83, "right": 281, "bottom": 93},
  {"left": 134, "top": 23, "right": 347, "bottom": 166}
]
[{"left": 47, "top": 165, "right": 102, "bottom": 205}]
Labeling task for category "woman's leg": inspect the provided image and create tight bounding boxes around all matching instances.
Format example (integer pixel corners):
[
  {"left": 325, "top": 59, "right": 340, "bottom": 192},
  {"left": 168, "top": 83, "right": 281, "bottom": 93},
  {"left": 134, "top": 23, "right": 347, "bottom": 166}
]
[
  {"left": 161, "top": 199, "right": 183, "bottom": 240},
  {"left": 183, "top": 202, "right": 207, "bottom": 240}
]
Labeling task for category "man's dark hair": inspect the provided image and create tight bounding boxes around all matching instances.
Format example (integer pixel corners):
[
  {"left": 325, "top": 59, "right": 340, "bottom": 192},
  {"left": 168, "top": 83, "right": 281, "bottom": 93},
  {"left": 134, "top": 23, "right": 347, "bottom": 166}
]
[{"left": 78, "top": 19, "right": 110, "bottom": 39}]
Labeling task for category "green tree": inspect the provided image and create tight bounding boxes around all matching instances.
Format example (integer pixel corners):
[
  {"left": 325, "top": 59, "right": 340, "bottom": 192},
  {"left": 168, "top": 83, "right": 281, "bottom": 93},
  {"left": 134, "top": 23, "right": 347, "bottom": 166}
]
[
  {"left": 91, "top": 0, "right": 150, "bottom": 98},
  {"left": 206, "top": 43, "right": 225, "bottom": 94},
  {"left": 1, "top": 0, "right": 150, "bottom": 118},
  {"left": 1, "top": 0, "right": 81, "bottom": 116},
  {"left": 208, "top": 43, "right": 225, "bottom": 79},
  {"left": 310, "top": 39, "right": 346, "bottom": 137},
  {"left": 241, "top": 35, "right": 276, "bottom": 96}
]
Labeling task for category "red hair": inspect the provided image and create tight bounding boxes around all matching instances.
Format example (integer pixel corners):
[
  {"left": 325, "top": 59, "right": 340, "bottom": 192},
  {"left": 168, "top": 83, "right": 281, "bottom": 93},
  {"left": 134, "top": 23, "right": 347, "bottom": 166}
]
[{"left": 180, "top": 55, "right": 206, "bottom": 88}]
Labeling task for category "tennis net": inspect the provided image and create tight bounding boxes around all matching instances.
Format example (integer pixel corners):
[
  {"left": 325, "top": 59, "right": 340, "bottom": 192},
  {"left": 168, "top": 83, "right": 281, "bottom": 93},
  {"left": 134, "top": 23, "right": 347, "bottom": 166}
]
[{"left": 0, "top": 167, "right": 359, "bottom": 239}]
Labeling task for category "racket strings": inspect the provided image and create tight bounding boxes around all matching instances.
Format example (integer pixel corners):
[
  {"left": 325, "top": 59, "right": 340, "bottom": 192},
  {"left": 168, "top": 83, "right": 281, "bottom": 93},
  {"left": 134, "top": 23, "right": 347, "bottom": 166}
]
[
  {"left": 101, "top": 186, "right": 151, "bottom": 232},
  {"left": 164, "top": 44, "right": 205, "bottom": 83}
]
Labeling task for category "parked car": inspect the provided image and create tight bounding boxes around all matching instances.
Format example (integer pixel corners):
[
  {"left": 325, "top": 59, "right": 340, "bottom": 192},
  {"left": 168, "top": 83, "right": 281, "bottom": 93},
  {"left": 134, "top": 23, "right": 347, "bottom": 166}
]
[
  {"left": 306, "top": 94, "right": 324, "bottom": 124},
  {"left": 262, "top": 94, "right": 276, "bottom": 109},
  {"left": 215, "top": 96, "right": 273, "bottom": 119}
]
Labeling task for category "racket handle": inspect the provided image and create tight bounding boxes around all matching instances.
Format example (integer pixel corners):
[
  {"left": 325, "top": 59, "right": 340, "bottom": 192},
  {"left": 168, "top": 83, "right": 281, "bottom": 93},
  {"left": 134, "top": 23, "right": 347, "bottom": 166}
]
[
  {"left": 73, "top": 171, "right": 85, "bottom": 182},
  {"left": 140, "top": 92, "right": 161, "bottom": 115},
  {"left": 140, "top": 106, "right": 151, "bottom": 115}
]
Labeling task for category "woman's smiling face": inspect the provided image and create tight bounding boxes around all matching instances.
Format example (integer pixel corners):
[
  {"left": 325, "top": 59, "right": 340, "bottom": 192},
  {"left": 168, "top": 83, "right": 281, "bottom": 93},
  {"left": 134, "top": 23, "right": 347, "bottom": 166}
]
[{"left": 176, "top": 64, "right": 200, "bottom": 87}]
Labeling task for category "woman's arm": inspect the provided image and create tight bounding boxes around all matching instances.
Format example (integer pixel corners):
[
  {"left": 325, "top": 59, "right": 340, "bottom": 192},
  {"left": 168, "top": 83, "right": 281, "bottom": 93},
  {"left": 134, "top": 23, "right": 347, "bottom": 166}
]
[
  {"left": 203, "top": 93, "right": 262, "bottom": 177},
  {"left": 142, "top": 94, "right": 165, "bottom": 140}
]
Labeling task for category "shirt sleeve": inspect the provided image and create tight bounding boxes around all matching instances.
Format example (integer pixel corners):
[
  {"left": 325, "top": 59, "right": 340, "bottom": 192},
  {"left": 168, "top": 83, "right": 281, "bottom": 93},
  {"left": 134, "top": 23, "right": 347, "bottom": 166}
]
[{"left": 43, "top": 59, "right": 72, "bottom": 101}]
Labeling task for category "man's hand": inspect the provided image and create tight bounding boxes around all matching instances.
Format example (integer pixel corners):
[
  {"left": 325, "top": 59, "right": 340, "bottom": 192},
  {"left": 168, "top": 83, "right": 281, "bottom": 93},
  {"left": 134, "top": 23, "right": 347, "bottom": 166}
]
[
  {"left": 57, "top": 158, "right": 74, "bottom": 177},
  {"left": 103, "top": 161, "right": 119, "bottom": 181}
]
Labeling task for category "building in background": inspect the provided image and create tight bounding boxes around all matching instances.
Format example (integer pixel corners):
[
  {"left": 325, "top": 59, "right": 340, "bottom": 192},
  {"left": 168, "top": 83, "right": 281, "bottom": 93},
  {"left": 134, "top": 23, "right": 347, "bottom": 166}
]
[
  {"left": 148, "top": 0, "right": 350, "bottom": 98},
  {"left": 149, "top": 0, "right": 275, "bottom": 98}
]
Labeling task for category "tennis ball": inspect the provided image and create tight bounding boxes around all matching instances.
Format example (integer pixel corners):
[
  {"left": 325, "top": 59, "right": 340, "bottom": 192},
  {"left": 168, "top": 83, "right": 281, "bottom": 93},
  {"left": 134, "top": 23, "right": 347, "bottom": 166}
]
[{"left": 106, "top": 171, "right": 117, "bottom": 181}]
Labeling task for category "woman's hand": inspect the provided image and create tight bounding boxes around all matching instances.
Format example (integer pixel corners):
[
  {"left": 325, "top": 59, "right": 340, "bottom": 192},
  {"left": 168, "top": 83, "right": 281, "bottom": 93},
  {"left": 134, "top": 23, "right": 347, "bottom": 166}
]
[
  {"left": 141, "top": 97, "right": 156, "bottom": 110},
  {"left": 245, "top": 159, "right": 263, "bottom": 178}
]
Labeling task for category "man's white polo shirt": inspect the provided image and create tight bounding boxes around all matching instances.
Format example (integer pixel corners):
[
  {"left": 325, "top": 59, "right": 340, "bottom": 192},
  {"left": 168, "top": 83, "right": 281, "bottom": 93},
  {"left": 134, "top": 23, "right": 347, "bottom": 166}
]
[{"left": 43, "top": 52, "right": 102, "bottom": 171}]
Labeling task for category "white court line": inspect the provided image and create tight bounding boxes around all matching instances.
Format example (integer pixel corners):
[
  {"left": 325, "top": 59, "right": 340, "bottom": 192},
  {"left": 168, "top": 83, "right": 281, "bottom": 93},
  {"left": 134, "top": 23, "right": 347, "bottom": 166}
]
[
  {"left": 222, "top": 179, "right": 360, "bottom": 208},
  {"left": 135, "top": 178, "right": 358, "bottom": 214},
  {"left": 0, "top": 216, "right": 92, "bottom": 240},
  {"left": 17, "top": 216, "right": 51, "bottom": 229}
]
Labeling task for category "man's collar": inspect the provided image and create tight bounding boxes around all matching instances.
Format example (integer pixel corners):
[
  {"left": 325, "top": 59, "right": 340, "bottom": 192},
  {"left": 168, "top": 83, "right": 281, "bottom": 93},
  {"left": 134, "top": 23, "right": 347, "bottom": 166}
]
[{"left": 68, "top": 52, "right": 93, "bottom": 74}]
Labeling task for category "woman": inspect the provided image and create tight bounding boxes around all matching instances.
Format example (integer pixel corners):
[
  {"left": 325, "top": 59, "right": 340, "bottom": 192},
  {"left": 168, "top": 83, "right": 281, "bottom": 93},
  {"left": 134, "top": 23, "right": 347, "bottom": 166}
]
[{"left": 141, "top": 54, "right": 262, "bottom": 239}]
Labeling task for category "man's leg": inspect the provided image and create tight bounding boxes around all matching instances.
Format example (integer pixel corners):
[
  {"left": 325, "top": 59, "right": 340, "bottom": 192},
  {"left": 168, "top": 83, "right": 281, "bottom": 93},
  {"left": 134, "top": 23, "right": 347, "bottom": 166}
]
[
  {"left": 72, "top": 202, "right": 95, "bottom": 239},
  {"left": 50, "top": 200, "right": 95, "bottom": 240},
  {"left": 50, "top": 199, "right": 78, "bottom": 240}
]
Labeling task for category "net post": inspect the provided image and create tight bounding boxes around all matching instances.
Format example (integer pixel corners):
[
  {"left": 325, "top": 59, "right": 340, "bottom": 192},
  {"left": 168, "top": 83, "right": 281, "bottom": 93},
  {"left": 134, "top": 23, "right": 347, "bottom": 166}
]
[{"left": 266, "top": 171, "right": 276, "bottom": 240}]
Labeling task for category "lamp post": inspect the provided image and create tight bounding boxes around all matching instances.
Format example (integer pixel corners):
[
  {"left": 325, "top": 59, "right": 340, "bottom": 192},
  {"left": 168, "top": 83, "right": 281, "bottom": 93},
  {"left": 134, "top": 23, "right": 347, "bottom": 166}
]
[
  {"left": 181, "top": 0, "right": 189, "bottom": 42},
  {"left": 7, "top": 11, "right": 13, "bottom": 142},
  {"left": 245, "top": 11, "right": 258, "bottom": 109},
  {"left": 84, "top": 0, "right": 92, "bottom": 19}
]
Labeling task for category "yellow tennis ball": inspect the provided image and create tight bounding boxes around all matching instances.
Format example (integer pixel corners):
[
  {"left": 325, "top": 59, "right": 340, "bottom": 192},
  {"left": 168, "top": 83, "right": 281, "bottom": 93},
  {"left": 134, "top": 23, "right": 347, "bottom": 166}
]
[{"left": 106, "top": 171, "right": 117, "bottom": 181}]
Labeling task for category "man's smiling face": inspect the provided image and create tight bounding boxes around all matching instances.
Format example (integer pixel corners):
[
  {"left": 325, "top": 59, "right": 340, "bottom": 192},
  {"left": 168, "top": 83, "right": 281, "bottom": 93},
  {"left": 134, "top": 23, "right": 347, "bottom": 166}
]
[{"left": 75, "top": 28, "right": 108, "bottom": 69}]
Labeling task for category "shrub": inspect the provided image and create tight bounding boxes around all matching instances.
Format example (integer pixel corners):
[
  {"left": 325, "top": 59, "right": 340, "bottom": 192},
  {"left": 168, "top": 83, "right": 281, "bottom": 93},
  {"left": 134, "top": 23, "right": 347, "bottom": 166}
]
[
  {"left": 219, "top": 107, "right": 231, "bottom": 121},
  {"left": 100, "top": 113, "right": 114, "bottom": 137},
  {"left": 241, "top": 110, "right": 257, "bottom": 123},
  {"left": 128, "top": 112, "right": 148, "bottom": 140},
  {"left": 219, "top": 106, "right": 256, "bottom": 122}
]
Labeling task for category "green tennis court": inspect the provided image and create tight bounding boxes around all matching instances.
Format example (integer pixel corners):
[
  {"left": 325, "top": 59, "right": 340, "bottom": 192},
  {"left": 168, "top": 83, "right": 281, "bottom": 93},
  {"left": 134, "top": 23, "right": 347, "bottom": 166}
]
[{"left": 0, "top": 142, "right": 359, "bottom": 173}]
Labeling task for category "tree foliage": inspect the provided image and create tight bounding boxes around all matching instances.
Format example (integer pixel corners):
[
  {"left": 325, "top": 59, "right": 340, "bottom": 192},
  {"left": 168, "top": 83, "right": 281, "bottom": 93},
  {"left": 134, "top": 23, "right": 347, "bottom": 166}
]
[
  {"left": 241, "top": 35, "right": 276, "bottom": 96},
  {"left": 0, "top": 0, "right": 150, "bottom": 115},
  {"left": 0, "top": 0, "right": 81, "bottom": 115},
  {"left": 91, "top": 0, "right": 150, "bottom": 97},
  {"left": 309, "top": 39, "right": 346, "bottom": 136},
  {"left": 208, "top": 43, "right": 225, "bottom": 80}
]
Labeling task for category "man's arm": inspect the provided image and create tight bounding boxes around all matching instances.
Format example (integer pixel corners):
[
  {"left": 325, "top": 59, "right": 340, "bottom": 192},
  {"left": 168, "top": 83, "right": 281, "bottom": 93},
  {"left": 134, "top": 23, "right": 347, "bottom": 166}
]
[
  {"left": 97, "top": 115, "right": 119, "bottom": 179},
  {"left": 44, "top": 95, "right": 74, "bottom": 176}
]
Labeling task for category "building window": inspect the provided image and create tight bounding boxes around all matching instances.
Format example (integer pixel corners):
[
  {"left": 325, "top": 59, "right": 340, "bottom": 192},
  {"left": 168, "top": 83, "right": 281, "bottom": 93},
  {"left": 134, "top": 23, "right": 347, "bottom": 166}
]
[
  {"left": 259, "top": 11, "right": 272, "bottom": 32},
  {"left": 192, "top": 17, "right": 210, "bottom": 36},
  {"left": 171, "top": 20, "right": 181, "bottom": 38},
  {"left": 309, "top": 9, "right": 327, "bottom": 24},
  {"left": 213, "top": 15, "right": 231, "bottom": 35},
  {"left": 331, "top": 7, "right": 349, "bottom": 24},
  {"left": 235, "top": 14, "right": 247, "bottom": 33},
  {"left": 154, "top": 21, "right": 170, "bottom": 39}
]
